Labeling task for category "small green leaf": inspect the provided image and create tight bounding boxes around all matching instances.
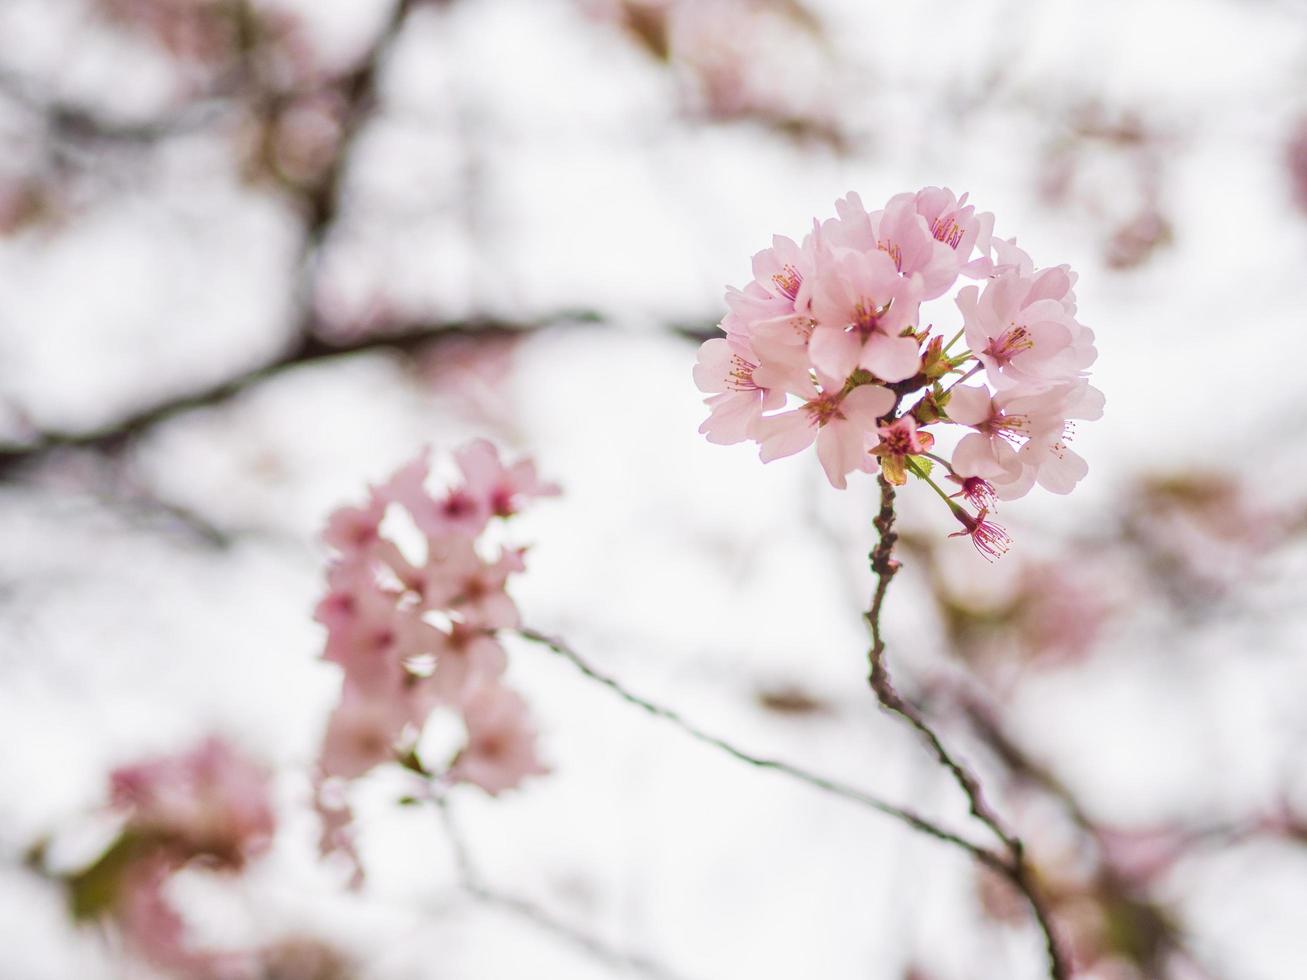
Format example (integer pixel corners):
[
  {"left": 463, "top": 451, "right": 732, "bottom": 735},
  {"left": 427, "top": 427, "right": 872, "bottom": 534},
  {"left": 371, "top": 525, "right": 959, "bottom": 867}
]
[
  {"left": 907, "top": 455, "right": 934, "bottom": 479},
  {"left": 67, "top": 832, "right": 145, "bottom": 921}
]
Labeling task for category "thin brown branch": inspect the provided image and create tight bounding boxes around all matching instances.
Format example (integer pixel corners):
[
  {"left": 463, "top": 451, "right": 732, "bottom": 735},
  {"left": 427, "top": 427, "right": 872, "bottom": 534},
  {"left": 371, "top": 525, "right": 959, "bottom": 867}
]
[
  {"left": 863, "top": 474, "right": 1069, "bottom": 979},
  {"left": 0, "top": 314, "right": 599, "bottom": 477},
  {"left": 515, "top": 627, "right": 1003, "bottom": 868},
  {"left": 0, "top": 0, "right": 421, "bottom": 475}
]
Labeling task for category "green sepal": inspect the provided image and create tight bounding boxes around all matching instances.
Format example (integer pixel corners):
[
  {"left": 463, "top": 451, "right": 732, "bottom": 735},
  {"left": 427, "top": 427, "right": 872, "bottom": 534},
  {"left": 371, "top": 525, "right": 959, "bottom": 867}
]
[{"left": 66, "top": 831, "right": 146, "bottom": 921}]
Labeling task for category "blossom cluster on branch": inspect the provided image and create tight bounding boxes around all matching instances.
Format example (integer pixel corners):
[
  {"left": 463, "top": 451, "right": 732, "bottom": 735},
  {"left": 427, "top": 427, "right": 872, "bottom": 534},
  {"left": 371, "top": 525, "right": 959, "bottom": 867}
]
[
  {"left": 312, "top": 440, "right": 558, "bottom": 870},
  {"left": 61, "top": 738, "right": 350, "bottom": 977},
  {"left": 694, "top": 187, "right": 1104, "bottom": 558}
]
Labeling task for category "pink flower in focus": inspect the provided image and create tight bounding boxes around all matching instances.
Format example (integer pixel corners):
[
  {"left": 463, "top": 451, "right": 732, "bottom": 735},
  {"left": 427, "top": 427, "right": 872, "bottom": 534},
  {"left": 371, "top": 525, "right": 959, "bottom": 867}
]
[
  {"left": 870, "top": 416, "right": 935, "bottom": 486},
  {"left": 809, "top": 248, "right": 923, "bottom": 382},
  {"left": 948, "top": 474, "right": 998, "bottom": 511},
  {"left": 750, "top": 233, "right": 818, "bottom": 313},
  {"left": 869, "top": 192, "right": 970, "bottom": 299},
  {"left": 949, "top": 506, "right": 1012, "bottom": 562},
  {"left": 946, "top": 384, "right": 1027, "bottom": 482},
  {"left": 693, "top": 336, "right": 786, "bottom": 445},
  {"left": 913, "top": 186, "right": 996, "bottom": 278},
  {"left": 449, "top": 684, "right": 548, "bottom": 795},
  {"left": 947, "top": 382, "right": 1104, "bottom": 500},
  {"left": 999, "top": 382, "right": 1105, "bottom": 498},
  {"left": 957, "top": 267, "right": 1094, "bottom": 393},
  {"left": 752, "top": 382, "right": 896, "bottom": 489},
  {"left": 110, "top": 737, "right": 274, "bottom": 869},
  {"left": 694, "top": 188, "right": 1100, "bottom": 546}
]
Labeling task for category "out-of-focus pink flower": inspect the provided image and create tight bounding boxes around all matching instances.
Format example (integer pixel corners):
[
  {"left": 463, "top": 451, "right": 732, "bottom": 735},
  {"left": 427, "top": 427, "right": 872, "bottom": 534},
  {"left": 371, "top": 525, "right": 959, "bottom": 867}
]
[
  {"left": 449, "top": 684, "right": 548, "bottom": 796},
  {"left": 1289, "top": 116, "right": 1307, "bottom": 213},
  {"left": 113, "top": 855, "right": 216, "bottom": 974},
  {"left": 110, "top": 737, "right": 274, "bottom": 869},
  {"left": 431, "top": 626, "right": 509, "bottom": 705},
  {"left": 1010, "top": 560, "right": 1112, "bottom": 665},
  {"left": 312, "top": 781, "right": 363, "bottom": 889},
  {"left": 321, "top": 497, "right": 386, "bottom": 556},
  {"left": 420, "top": 334, "right": 521, "bottom": 431},
  {"left": 432, "top": 540, "right": 526, "bottom": 630},
  {"left": 455, "top": 438, "right": 561, "bottom": 519},
  {"left": 312, "top": 442, "right": 553, "bottom": 870}
]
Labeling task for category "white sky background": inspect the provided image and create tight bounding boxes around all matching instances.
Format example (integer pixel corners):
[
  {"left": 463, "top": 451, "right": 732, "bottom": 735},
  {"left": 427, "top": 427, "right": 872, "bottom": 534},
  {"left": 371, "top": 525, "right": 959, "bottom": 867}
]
[{"left": 1, "top": 0, "right": 1307, "bottom": 978}]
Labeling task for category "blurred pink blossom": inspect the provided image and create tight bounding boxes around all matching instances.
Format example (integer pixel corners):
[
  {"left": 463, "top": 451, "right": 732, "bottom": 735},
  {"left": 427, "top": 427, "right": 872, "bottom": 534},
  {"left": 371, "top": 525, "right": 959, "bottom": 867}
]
[
  {"left": 110, "top": 736, "right": 274, "bottom": 870},
  {"left": 450, "top": 684, "right": 550, "bottom": 796}
]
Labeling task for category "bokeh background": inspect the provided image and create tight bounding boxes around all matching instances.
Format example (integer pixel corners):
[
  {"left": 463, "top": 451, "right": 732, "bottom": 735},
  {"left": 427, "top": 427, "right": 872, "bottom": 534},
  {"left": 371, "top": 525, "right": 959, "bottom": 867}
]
[{"left": 2, "top": 1, "right": 1307, "bottom": 978}]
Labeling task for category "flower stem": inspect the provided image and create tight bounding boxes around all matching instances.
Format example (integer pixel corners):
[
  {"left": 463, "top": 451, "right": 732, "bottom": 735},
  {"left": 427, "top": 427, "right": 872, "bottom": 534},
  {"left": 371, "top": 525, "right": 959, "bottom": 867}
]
[
  {"left": 940, "top": 362, "right": 983, "bottom": 396},
  {"left": 906, "top": 458, "right": 963, "bottom": 513},
  {"left": 864, "top": 476, "right": 1069, "bottom": 979}
]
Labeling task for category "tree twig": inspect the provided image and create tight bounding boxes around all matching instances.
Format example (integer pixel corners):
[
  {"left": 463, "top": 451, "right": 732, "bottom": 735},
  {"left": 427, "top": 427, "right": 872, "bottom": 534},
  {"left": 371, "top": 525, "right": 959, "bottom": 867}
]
[
  {"left": 863, "top": 474, "right": 1068, "bottom": 979},
  {"left": 0, "top": 313, "right": 599, "bottom": 476},
  {"left": 515, "top": 627, "right": 1003, "bottom": 868}
]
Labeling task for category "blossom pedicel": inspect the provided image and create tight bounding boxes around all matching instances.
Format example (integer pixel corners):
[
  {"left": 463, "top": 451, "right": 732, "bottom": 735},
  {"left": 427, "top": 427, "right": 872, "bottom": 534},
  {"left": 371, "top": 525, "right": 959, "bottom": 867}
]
[{"left": 694, "top": 188, "right": 1103, "bottom": 558}]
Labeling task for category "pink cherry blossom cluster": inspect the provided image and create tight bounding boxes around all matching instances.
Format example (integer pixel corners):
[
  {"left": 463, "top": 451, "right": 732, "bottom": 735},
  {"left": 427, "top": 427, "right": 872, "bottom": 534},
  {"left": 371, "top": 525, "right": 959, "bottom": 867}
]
[
  {"left": 110, "top": 736, "right": 276, "bottom": 869},
  {"left": 312, "top": 440, "right": 557, "bottom": 854},
  {"left": 694, "top": 188, "right": 1104, "bottom": 558},
  {"left": 100, "top": 738, "right": 279, "bottom": 975}
]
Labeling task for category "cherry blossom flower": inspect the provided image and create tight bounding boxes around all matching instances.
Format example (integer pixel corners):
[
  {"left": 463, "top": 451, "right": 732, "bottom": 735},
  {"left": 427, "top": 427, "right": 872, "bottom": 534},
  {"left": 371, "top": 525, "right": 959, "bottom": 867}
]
[
  {"left": 431, "top": 625, "right": 509, "bottom": 705},
  {"left": 913, "top": 186, "right": 996, "bottom": 278},
  {"left": 948, "top": 474, "right": 998, "bottom": 511},
  {"left": 750, "top": 234, "right": 819, "bottom": 313},
  {"left": 870, "top": 416, "right": 935, "bottom": 486},
  {"left": 949, "top": 506, "right": 1012, "bottom": 562},
  {"left": 110, "top": 737, "right": 274, "bottom": 870},
  {"left": 957, "top": 267, "right": 1095, "bottom": 394},
  {"left": 694, "top": 336, "right": 786, "bottom": 445},
  {"left": 694, "top": 188, "right": 1102, "bottom": 555},
  {"left": 455, "top": 438, "right": 561, "bottom": 518},
  {"left": 319, "top": 687, "right": 425, "bottom": 779},
  {"left": 113, "top": 855, "right": 217, "bottom": 974},
  {"left": 948, "top": 381, "right": 1104, "bottom": 500},
  {"left": 752, "top": 382, "right": 896, "bottom": 489},
  {"left": 809, "top": 248, "right": 923, "bottom": 382},
  {"left": 449, "top": 684, "right": 549, "bottom": 795},
  {"left": 312, "top": 441, "right": 553, "bottom": 871}
]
